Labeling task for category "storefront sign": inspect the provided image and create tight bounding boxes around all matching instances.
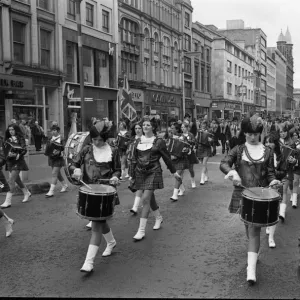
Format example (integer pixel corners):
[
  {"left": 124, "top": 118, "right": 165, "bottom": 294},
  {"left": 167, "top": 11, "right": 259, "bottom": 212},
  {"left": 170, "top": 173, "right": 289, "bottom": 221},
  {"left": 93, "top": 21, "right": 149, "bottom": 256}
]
[
  {"left": 130, "top": 89, "right": 144, "bottom": 102},
  {"left": 212, "top": 102, "right": 218, "bottom": 108},
  {"left": 0, "top": 74, "right": 32, "bottom": 91},
  {"left": 225, "top": 102, "right": 241, "bottom": 110},
  {"left": 185, "top": 99, "right": 195, "bottom": 109},
  {"left": 146, "top": 91, "right": 180, "bottom": 107}
]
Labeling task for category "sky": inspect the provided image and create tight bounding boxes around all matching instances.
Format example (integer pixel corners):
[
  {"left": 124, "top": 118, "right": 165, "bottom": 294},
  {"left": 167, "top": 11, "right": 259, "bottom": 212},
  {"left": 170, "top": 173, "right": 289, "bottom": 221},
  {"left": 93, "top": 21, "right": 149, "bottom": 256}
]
[{"left": 191, "top": 0, "right": 300, "bottom": 87}]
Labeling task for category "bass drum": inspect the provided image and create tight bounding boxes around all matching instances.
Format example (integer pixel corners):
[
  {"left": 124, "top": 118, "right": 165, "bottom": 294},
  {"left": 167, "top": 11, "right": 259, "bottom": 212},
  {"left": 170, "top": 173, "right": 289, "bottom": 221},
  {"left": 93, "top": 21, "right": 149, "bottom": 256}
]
[{"left": 64, "top": 132, "right": 90, "bottom": 185}]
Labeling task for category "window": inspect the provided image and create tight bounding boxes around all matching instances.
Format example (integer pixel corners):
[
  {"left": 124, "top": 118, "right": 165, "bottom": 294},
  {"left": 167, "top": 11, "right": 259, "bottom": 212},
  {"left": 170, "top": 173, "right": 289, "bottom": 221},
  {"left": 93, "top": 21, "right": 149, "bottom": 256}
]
[
  {"left": 144, "top": 58, "right": 149, "bottom": 82},
  {"left": 184, "top": 81, "right": 192, "bottom": 98},
  {"left": 194, "top": 42, "right": 198, "bottom": 52},
  {"left": 261, "top": 50, "right": 266, "bottom": 61},
  {"left": 95, "top": 50, "right": 109, "bottom": 87},
  {"left": 66, "top": 41, "right": 77, "bottom": 82},
  {"left": 173, "top": 42, "right": 178, "bottom": 62},
  {"left": 40, "top": 29, "right": 51, "bottom": 67},
  {"left": 184, "top": 34, "right": 191, "bottom": 51},
  {"left": 121, "top": 52, "right": 138, "bottom": 80},
  {"left": 194, "top": 63, "right": 199, "bottom": 90},
  {"left": 82, "top": 47, "right": 94, "bottom": 84},
  {"left": 122, "top": 19, "right": 139, "bottom": 46},
  {"left": 234, "top": 48, "right": 238, "bottom": 56},
  {"left": 206, "top": 49, "right": 210, "bottom": 62},
  {"left": 206, "top": 68, "right": 210, "bottom": 92},
  {"left": 155, "top": 61, "right": 159, "bottom": 84},
  {"left": 201, "top": 67, "right": 204, "bottom": 92},
  {"left": 201, "top": 46, "right": 204, "bottom": 60},
  {"left": 184, "top": 57, "right": 191, "bottom": 74},
  {"left": 227, "top": 60, "right": 232, "bottom": 73},
  {"left": 261, "top": 37, "right": 266, "bottom": 48},
  {"left": 260, "top": 64, "right": 266, "bottom": 76},
  {"left": 163, "top": 65, "right": 170, "bottom": 87},
  {"left": 38, "top": 0, "right": 50, "bottom": 11},
  {"left": 234, "top": 64, "right": 237, "bottom": 75},
  {"left": 227, "top": 82, "right": 232, "bottom": 95},
  {"left": 184, "top": 12, "right": 190, "bottom": 27},
  {"left": 67, "top": 0, "right": 76, "bottom": 20},
  {"left": 242, "top": 68, "right": 244, "bottom": 78},
  {"left": 13, "top": 21, "right": 25, "bottom": 63},
  {"left": 238, "top": 66, "right": 241, "bottom": 77},
  {"left": 261, "top": 79, "right": 266, "bottom": 92},
  {"left": 154, "top": 33, "right": 159, "bottom": 53},
  {"left": 144, "top": 29, "right": 150, "bottom": 51},
  {"left": 102, "top": 10, "right": 109, "bottom": 33},
  {"left": 86, "top": 3, "right": 94, "bottom": 27},
  {"left": 235, "top": 85, "right": 238, "bottom": 96}
]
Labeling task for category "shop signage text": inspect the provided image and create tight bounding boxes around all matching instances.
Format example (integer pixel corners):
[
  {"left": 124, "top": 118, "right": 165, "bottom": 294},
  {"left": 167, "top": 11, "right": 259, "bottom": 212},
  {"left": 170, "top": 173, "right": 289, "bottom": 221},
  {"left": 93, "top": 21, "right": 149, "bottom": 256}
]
[
  {"left": 147, "top": 91, "right": 179, "bottom": 107},
  {"left": 225, "top": 102, "right": 241, "bottom": 110},
  {"left": 130, "top": 89, "right": 144, "bottom": 102},
  {"left": 0, "top": 74, "right": 33, "bottom": 91}
]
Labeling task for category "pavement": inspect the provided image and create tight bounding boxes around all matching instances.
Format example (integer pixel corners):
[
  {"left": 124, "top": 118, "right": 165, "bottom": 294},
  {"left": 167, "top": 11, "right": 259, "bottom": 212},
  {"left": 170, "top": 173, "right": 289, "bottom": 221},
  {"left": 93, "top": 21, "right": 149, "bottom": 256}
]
[{"left": 1, "top": 150, "right": 300, "bottom": 298}]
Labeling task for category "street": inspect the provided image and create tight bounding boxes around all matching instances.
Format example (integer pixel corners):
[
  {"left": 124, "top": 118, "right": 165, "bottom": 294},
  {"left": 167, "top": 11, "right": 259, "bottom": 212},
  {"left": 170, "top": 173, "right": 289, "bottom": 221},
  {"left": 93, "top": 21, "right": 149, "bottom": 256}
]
[{"left": 1, "top": 152, "right": 300, "bottom": 298}]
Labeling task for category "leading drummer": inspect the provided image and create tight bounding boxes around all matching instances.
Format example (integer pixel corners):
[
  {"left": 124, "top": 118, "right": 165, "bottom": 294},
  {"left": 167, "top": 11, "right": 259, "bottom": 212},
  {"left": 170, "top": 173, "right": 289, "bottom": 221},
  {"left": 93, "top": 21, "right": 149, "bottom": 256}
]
[
  {"left": 70, "top": 120, "right": 121, "bottom": 273},
  {"left": 220, "top": 115, "right": 280, "bottom": 285}
]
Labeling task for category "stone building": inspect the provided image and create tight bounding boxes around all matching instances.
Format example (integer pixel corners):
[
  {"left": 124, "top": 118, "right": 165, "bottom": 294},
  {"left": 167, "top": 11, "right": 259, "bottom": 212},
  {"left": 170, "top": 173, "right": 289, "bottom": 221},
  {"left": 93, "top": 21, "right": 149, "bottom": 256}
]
[{"left": 266, "top": 54, "right": 276, "bottom": 115}]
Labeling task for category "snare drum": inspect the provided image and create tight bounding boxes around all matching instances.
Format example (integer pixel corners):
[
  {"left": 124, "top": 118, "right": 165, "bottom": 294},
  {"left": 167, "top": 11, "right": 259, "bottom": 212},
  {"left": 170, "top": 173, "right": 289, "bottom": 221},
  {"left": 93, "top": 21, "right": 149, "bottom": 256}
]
[
  {"left": 77, "top": 184, "right": 117, "bottom": 221},
  {"left": 240, "top": 187, "right": 281, "bottom": 227}
]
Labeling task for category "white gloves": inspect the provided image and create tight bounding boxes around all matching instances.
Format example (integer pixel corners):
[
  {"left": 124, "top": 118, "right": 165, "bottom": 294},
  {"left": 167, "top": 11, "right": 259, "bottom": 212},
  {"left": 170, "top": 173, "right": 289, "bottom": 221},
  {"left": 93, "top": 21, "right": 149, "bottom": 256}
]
[
  {"left": 224, "top": 170, "right": 242, "bottom": 184},
  {"left": 73, "top": 168, "right": 82, "bottom": 180}
]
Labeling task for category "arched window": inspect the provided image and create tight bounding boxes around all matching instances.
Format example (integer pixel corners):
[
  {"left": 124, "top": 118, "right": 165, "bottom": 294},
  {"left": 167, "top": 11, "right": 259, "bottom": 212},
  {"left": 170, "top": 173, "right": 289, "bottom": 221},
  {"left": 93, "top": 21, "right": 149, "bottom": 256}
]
[
  {"left": 163, "top": 36, "right": 170, "bottom": 57},
  {"left": 154, "top": 32, "right": 159, "bottom": 53},
  {"left": 144, "top": 28, "right": 150, "bottom": 50}
]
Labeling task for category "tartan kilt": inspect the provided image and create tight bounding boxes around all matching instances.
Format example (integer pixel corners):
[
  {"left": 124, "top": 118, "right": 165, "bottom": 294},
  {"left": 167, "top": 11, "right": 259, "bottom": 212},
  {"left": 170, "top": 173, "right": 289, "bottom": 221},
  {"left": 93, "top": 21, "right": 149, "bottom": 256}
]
[
  {"left": 228, "top": 186, "right": 243, "bottom": 214},
  {"left": 188, "top": 151, "right": 199, "bottom": 165},
  {"left": 6, "top": 157, "right": 29, "bottom": 172},
  {"left": 48, "top": 156, "right": 65, "bottom": 168},
  {"left": 172, "top": 155, "right": 190, "bottom": 171},
  {"left": 132, "top": 168, "right": 164, "bottom": 190},
  {"left": 196, "top": 144, "right": 212, "bottom": 159}
]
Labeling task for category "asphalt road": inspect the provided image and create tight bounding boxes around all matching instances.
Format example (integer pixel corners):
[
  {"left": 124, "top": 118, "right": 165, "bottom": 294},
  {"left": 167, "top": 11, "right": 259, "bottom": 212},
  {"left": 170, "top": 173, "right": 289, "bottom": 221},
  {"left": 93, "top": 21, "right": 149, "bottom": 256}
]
[{"left": 1, "top": 152, "right": 300, "bottom": 298}]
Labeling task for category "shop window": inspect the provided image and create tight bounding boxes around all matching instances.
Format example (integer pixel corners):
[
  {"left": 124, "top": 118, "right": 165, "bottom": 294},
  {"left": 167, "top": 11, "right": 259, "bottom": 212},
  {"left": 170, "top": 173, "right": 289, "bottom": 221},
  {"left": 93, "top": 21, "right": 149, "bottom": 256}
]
[
  {"left": 102, "top": 10, "right": 109, "bottom": 33},
  {"left": 67, "top": 0, "right": 76, "bottom": 20},
  {"left": 82, "top": 47, "right": 94, "bottom": 84},
  {"left": 86, "top": 3, "right": 94, "bottom": 27},
  {"left": 13, "top": 21, "right": 26, "bottom": 63},
  {"left": 66, "top": 41, "right": 77, "bottom": 83},
  {"left": 40, "top": 29, "right": 51, "bottom": 67},
  {"left": 95, "top": 50, "right": 109, "bottom": 87}
]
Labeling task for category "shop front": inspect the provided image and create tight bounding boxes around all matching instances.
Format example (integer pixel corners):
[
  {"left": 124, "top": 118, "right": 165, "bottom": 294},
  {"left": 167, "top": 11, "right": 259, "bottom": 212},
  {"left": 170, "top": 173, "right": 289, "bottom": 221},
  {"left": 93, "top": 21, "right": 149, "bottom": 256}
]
[
  {"left": 185, "top": 99, "right": 195, "bottom": 119},
  {"left": 211, "top": 101, "right": 242, "bottom": 120},
  {"left": 0, "top": 73, "right": 33, "bottom": 135},
  {"left": 194, "top": 93, "right": 211, "bottom": 120},
  {"left": 145, "top": 90, "right": 182, "bottom": 132},
  {"left": 63, "top": 83, "right": 118, "bottom": 137},
  {"left": 130, "top": 88, "right": 144, "bottom": 120}
]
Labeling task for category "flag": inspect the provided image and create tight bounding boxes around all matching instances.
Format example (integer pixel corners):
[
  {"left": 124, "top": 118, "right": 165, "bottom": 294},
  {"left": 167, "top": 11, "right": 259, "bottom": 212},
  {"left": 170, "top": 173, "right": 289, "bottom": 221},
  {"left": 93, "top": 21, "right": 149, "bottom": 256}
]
[{"left": 120, "top": 75, "right": 137, "bottom": 121}]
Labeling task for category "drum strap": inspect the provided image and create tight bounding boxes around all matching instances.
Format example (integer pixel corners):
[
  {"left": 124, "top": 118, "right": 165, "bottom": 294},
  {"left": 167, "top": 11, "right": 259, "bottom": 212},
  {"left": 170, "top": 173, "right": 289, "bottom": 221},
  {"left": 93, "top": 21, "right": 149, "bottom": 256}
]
[{"left": 248, "top": 163, "right": 262, "bottom": 187}]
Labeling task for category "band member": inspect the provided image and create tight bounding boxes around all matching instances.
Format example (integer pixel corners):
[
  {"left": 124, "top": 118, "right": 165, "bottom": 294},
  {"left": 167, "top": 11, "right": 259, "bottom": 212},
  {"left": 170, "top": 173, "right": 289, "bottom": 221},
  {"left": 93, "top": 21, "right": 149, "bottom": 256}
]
[
  {"left": 0, "top": 209, "right": 14, "bottom": 237},
  {"left": 129, "top": 117, "right": 181, "bottom": 240},
  {"left": 290, "top": 130, "right": 300, "bottom": 208},
  {"left": 117, "top": 120, "right": 131, "bottom": 180},
  {"left": 210, "top": 119, "right": 220, "bottom": 156},
  {"left": 1, "top": 124, "right": 31, "bottom": 208},
  {"left": 220, "top": 115, "right": 280, "bottom": 285},
  {"left": 128, "top": 122, "right": 143, "bottom": 214},
  {"left": 229, "top": 117, "right": 241, "bottom": 150},
  {"left": 196, "top": 120, "right": 213, "bottom": 185},
  {"left": 70, "top": 121, "right": 121, "bottom": 272},
  {"left": 219, "top": 119, "right": 231, "bottom": 154},
  {"left": 44, "top": 125, "right": 68, "bottom": 197},
  {"left": 169, "top": 123, "right": 189, "bottom": 201}
]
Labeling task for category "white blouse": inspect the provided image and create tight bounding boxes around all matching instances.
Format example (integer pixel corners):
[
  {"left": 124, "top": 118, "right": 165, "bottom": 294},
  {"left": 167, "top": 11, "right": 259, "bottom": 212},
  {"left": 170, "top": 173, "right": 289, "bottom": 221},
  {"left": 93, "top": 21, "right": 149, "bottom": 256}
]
[
  {"left": 93, "top": 143, "right": 112, "bottom": 163},
  {"left": 51, "top": 135, "right": 61, "bottom": 143},
  {"left": 242, "top": 142, "right": 265, "bottom": 163},
  {"left": 137, "top": 135, "right": 156, "bottom": 151}
]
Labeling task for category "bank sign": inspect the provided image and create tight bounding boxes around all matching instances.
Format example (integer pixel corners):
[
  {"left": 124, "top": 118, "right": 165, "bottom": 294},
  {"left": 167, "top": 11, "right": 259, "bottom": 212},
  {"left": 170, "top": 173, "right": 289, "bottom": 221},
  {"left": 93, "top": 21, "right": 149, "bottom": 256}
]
[{"left": 0, "top": 74, "right": 33, "bottom": 91}]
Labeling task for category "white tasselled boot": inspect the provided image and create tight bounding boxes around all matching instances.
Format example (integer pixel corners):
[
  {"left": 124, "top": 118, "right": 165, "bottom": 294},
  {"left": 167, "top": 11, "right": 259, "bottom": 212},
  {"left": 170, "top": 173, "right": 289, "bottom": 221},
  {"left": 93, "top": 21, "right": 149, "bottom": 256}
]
[
  {"left": 178, "top": 184, "right": 185, "bottom": 196},
  {"left": 45, "top": 184, "right": 56, "bottom": 198},
  {"left": 80, "top": 244, "right": 99, "bottom": 272},
  {"left": 292, "top": 193, "right": 298, "bottom": 208},
  {"left": 0, "top": 216, "right": 14, "bottom": 237},
  {"left": 268, "top": 225, "right": 276, "bottom": 248},
  {"left": 0, "top": 192, "right": 13, "bottom": 208},
  {"left": 247, "top": 252, "right": 258, "bottom": 284},
  {"left": 133, "top": 218, "right": 147, "bottom": 241},
  {"left": 200, "top": 173, "right": 205, "bottom": 185},
  {"left": 191, "top": 178, "right": 196, "bottom": 189},
  {"left": 170, "top": 188, "right": 179, "bottom": 201},
  {"left": 279, "top": 203, "right": 287, "bottom": 221},
  {"left": 153, "top": 209, "right": 163, "bottom": 230},
  {"left": 130, "top": 196, "right": 142, "bottom": 214},
  {"left": 60, "top": 182, "right": 68, "bottom": 193},
  {"left": 21, "top": 188, "right": 32, "bottom": 203},
  {"left": 102, "top": 229, "right": 117, "bottom": 257}
]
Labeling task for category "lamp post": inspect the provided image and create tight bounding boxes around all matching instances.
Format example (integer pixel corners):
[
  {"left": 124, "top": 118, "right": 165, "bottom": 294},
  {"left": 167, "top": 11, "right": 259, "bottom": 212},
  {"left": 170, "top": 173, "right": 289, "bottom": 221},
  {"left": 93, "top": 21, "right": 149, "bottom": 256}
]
[{"left": 75, "top": 0, "right": 86, "bottom": 131}]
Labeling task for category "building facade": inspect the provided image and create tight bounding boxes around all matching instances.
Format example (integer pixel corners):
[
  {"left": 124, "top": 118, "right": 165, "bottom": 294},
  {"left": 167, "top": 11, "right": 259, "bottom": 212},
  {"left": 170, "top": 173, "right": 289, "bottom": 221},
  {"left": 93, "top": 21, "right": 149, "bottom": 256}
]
[
  {"left": 267, "top": 47, "right": 287, "bottom": 116},
  {"left": 218, "top": 20, "right": 268, "bottom": 112},
  {"left": 293, "top": 88, "right": 300, "bottom": 118},
  {"left": 266, "top": 55, "right": 276, "bottom": 115},
  {"left": 210, "top": 36, "right": 256, "bottom": 120}
]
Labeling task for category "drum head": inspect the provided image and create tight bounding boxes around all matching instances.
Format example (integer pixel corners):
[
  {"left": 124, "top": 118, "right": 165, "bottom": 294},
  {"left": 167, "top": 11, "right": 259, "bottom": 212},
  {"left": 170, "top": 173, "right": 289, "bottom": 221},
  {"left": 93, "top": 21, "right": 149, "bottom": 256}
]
[
  {"left": 80, "top": 184, "right": 116, "bottom": 194},
  {"left": 242, "top": 187, "right": 280, "bottom": 200}
]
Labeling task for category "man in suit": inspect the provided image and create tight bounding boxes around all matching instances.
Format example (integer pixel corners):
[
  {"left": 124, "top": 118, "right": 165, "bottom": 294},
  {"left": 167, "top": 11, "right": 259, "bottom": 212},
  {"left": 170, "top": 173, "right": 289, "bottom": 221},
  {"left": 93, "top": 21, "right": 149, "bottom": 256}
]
[{"left": 219, "top": 119, "right": 230, "bottom": 154}]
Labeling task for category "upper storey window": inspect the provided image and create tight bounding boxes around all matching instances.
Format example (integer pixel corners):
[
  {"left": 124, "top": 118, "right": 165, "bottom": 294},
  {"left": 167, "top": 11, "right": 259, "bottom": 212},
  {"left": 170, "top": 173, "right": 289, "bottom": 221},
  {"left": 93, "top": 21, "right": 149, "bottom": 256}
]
[{"left": 122, "top": 19, "right": 139, "bottom": 46}]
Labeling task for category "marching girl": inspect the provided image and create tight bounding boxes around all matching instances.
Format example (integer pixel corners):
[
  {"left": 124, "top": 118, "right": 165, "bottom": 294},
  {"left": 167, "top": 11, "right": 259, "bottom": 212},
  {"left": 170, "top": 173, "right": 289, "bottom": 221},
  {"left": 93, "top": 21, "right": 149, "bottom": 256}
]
[
  {"left": 1, "top": 124, "right": 31, "bottom": 208},
  {"left": 220, "top": 115, "right": 280, "bottom": 285},
  {"left": 290, "top": 130, "right": 300, "bottom": 208},
  {"left": 128, "top": 121, "right": 144, "bottom": 214},
  {"left": 71, "top": 121, "right": 121, "bottom": 272},
  {"left": 129, "top": 117, "right": 181, "bottom": 240},
  {"left": 210, "top": 119, "right": 220, "bottom": 157},
  {"left": 117, "top": 120, "right": 131, "bottom": 181},
  {"left": 263, "top": 132, "right": 287, "bottom": 248},
  {"left": 278, "top": 124, "right": 297, "bottom": 221},
  {"left": 169, "top": 123, "right": 189, "bottom": 201},
  {"left": 45, "top": 125, "right": 68, "bottom": 197},
  {"left": 196, "top": 120, "right": 213, "bottom": 185}
]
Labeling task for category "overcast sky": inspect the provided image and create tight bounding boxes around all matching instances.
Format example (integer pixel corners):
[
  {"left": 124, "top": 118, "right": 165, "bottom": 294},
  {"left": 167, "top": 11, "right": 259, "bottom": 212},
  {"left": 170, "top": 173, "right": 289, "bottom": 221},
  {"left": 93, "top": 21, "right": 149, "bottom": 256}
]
[{"left": 191, "top": 0, "right": 300, "bottom": 87}]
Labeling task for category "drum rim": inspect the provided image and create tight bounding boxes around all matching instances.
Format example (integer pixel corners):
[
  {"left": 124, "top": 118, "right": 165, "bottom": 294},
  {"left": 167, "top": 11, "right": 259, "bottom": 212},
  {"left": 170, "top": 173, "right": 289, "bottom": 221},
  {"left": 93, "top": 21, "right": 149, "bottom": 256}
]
[
  {"left": 240, "top": 216, "right": 279, "bottom": 227},
  {"left": 241, "top": 194, "right": 281, "bottom": 201},
  {"left": 241, "top": 187, "right": 281, "bottom": 201},
  {"left": 79, "top": 184, "right": 117, "bottom": 195},
  {"left": 76, "top": 212, "right": 114, "bottom": 221}
]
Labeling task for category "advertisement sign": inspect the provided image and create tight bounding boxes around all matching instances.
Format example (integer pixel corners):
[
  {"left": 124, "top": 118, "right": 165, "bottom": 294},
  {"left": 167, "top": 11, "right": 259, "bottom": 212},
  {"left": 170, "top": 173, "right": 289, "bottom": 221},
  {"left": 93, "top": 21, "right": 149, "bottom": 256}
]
[{"left": 0, "top": 74, "right": 33, "bottom": 91}]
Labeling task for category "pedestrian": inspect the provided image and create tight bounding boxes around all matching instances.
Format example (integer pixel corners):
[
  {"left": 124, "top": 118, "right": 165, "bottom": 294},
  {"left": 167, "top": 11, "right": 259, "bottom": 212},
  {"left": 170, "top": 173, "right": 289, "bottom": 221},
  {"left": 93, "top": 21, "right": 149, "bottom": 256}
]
[
  {"left": 219, "top": 119, "right": 230, "bottom": 154},
  {"left": 220, "top": 115, "right": 280, "bottom": 285},
  {"left": 71, "top": 120, "right": 121, "bottom": 272},
  {"left": 44, "top": 125, "right": 68, "bottom": 198},
  {"left": 31, "top": 120, "right": 44, "bottom": 151},
  {"left": 228, "top": 117, "right": 241, "bottom": 150},
  {"left": 210, "top": 119, "right": 220, "bottom": 156},
  {"left": 129, "top": 116, "right": 181, "bottom": 240},
  {"left": 0, "top": 209, "right": 14, "bottom": 237},
  {"left": 128, "top": 121, "right": 144, "bottom": 214},
  {"left": 0, "top": 124, "right": 31, "bottom": 208}
]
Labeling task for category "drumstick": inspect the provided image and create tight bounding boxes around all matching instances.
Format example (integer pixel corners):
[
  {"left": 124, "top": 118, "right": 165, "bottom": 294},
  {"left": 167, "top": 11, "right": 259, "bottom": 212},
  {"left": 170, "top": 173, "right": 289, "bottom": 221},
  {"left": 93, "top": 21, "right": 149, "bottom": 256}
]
[{"left": 80, "top": 180, "right": 92, "bottom": 190}]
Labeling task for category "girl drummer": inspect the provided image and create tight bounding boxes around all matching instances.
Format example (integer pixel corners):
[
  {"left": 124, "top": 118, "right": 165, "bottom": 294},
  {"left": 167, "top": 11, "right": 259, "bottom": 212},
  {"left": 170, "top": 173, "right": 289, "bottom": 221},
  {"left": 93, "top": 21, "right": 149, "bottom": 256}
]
[
  {"left": 71, "top": 121, "right": 121, "bottom": 273},
  {"left": 1, "top": 124, "right": 31, "bottom": 208},
  {"left": 45, "top": 125, "right": 68, "bottom": 198},
  {"left": 128, "top": 121, "right": 144, "bottom": 214},
  {"left": 129, "top": 117, "right": 181, "bottom": 240},
  {"left": 220, "top": 115, "right": 280, "bottom": 285}
]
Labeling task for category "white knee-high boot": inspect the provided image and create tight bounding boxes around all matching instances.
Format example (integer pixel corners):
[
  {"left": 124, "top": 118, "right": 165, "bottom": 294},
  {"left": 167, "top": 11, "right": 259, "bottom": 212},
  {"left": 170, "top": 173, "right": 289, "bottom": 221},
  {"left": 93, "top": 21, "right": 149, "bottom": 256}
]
[
  {"left": 200, "top": 173, "right": 205, "bottom": 185},
  {"left": 153, "top": 209, "right": 163, "bottom": 230},
  {"left": 0, "top": 216, "right": 14, "bottom": 237},
  {"left": 268, "top": 225, "right": 276, "bottom": 248},
  {"left": 133, "top": 218, "right": 147, "bottom": 240},
  {"left": 191, "top": 178, "right": 196, "bottom": 188},
  {"left": 279, "top": 203, "right": 287, "bottom": 221},
  {"left": 130, "top": 196, "right": 142, "bottom": 214},
  {"left": 80, "top": 244, "right": 99, "bottom": 272},
  {"left": 102, "top": 229, "right": 117, "bottom": 257},
  {"left": 178, "top": 184, "right": 185, "bottom": 196},
  {"left": 0, "top": 192, "right": 13, "bottom": 208},
  {"left": 46, "top": 184, "right": 56, "bottom": 198},
  {"left": 21, "top": 188, "right": 31, "bottom": 203},
  {"left": 292, "top": 193, "right": 298, "bottom": 208},
  {"left": 170, "top": 188, "right": 179, "bottom": 201},
  {"left": 247, "top": 252, "right": 258, "bottom": 284},
  {"left": 60, "top": 181, "right": 68, "bottom": 193}
]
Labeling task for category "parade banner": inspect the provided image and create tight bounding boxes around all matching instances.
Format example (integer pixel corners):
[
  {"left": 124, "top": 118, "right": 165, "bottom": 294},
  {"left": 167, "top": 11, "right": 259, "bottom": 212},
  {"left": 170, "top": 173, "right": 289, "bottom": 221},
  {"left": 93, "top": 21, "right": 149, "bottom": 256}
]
[{"left": 120, "top": 75, "right": 137, "bottom": 121}]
